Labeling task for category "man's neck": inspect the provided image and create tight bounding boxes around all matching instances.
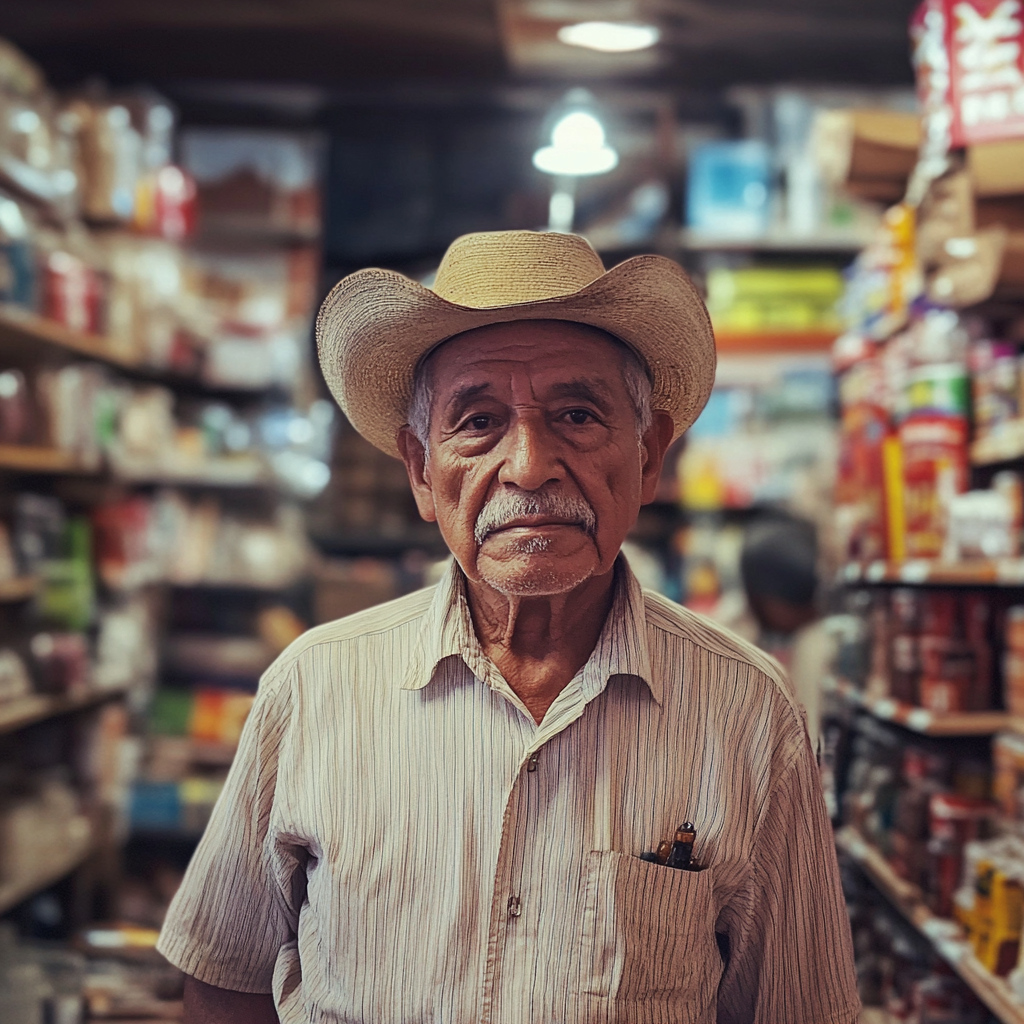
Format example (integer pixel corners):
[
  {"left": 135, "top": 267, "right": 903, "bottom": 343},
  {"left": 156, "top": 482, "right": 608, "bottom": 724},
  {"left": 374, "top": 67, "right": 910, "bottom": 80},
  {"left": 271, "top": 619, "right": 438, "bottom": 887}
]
[{"left": 464, "top": 566, "right": 617, "bottom": 724}]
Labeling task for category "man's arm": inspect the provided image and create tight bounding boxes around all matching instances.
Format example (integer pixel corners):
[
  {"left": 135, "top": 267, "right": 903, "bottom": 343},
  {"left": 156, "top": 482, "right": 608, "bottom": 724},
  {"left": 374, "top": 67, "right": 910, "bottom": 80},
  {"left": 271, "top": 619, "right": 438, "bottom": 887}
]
[
  {"left": 716, "top": 742, "right": 860, "bottom": 1024},
  {"left": 184, "top": 976, "right": 279, "bottom": 1024}
]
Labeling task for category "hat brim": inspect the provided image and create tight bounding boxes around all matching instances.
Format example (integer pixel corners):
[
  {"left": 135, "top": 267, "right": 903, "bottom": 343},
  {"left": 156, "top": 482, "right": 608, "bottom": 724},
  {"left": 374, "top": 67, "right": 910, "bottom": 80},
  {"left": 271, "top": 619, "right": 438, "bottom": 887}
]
[{"left": 316, "top": 253, "right": 717, "bottom": 458}]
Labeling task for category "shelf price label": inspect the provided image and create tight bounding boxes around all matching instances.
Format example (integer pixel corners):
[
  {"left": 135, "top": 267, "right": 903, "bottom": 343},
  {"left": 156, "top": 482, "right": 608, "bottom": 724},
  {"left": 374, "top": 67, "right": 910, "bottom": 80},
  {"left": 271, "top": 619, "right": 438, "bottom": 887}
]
[
  {"left": 907, "top": 708, "right": 934, "bottom": 731},
  {"left": 874, "top": 699, "right": 899, "bottom": 720},
  {"left": 866, "top": 561, "right": 889, "bottom": 582}
]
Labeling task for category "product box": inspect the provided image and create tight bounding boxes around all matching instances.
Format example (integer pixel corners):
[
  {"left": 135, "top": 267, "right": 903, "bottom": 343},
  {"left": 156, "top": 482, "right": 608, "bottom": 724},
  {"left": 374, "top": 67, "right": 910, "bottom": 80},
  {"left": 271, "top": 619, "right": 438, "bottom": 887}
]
[
  {"left": 974, "top": 862, "right": 1024, "bottom": 975},
  {"left": 969, "top": 139, "right": 1024, "bottom": 196},
  {"left": 971, "top": 338, "right": 1019, "bottom": 436},
  {"left": 899, "top": 414, "right": 970, "bottom": 558},
  {"left": 180, "top": 129, "right": 322, "bottom": 239},
  {"left": 189, "top": 688, "right": 254, "bottom": 746},
  {"left": 686, "top": 140, "right": 772, "bottom": 237},
  {"left": 813, "top": 108, "right": 920, "bottom": 202},
  {"left": 994, "top": 732, "right": 1024, "bottom": 816}
]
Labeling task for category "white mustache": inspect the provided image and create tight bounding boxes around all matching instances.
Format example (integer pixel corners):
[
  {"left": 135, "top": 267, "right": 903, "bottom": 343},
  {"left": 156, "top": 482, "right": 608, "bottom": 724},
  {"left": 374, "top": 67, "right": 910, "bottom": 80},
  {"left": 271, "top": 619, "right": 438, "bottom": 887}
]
[{"left": 474, "top": 490, "right": 597, "bottom": 545}]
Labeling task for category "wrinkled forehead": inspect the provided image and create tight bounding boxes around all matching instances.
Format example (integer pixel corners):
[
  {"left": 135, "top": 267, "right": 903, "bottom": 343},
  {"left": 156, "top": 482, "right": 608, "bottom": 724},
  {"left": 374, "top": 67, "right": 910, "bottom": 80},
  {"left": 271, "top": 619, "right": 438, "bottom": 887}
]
[{"left": 419, "top": 319, "right": 633, "bottom": 387}]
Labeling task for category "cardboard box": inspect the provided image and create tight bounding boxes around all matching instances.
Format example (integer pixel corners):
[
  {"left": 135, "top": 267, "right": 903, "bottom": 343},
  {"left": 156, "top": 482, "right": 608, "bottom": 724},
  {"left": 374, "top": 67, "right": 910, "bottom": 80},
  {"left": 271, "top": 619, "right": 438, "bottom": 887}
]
[
  {"left": 969, "top": 139, "right": 1024, "bottom": 196},
  {"left": 814, "top": 108, "right": 920, "bottom": 198},
  {"left": 928, "top": 224, "right": 1008, "bottom": 305},
  {"left": 917, "top": 168, "right": 1024, "bottom": 302},
  {"left": 917, "top": 170, "right": 976, "bottom": 264}
]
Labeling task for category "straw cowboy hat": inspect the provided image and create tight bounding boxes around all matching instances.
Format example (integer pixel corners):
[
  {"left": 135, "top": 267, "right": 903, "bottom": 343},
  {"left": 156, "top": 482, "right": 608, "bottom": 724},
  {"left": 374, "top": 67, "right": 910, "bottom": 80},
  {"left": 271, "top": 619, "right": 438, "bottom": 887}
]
[{"left": 316, "top": 229, "right": 716, "bottom": 457}]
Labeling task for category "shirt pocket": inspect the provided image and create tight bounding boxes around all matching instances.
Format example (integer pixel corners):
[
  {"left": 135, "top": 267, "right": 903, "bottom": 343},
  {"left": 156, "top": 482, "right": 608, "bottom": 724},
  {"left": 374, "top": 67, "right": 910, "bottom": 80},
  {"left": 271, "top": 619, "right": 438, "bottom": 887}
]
[{"left": 577, "top": 849, "right": 719, "bottom": 1020}]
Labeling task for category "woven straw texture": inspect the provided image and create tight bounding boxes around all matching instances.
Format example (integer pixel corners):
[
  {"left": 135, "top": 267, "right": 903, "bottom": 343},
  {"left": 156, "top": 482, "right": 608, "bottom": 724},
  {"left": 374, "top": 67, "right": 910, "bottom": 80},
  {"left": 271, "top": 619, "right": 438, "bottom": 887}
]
[{"left": 316, "top": 230, "right": 717, "bottom": 458}]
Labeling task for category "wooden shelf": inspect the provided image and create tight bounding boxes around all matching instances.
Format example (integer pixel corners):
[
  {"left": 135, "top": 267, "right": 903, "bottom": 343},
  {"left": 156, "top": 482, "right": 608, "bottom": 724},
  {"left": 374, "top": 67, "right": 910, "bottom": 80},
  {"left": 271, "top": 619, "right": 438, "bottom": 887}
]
[
  {"left": 837, "top": 827, "right": 1024, "bottom": 1024},
  {"left": 832, "top": 678, "right": 1011, "bottom": 736},
  {"left": 0, "top": 686, "right": 129, "bottom": 736},
  {"left": 109, "top": 453, "right": 270, "bottom": 488},
  {"left": 0, "top": 445, "right": 274, "bottom": 489},
  {"left": 0, "top": 821, "right": 93, "bottom": 915},
  {"left": 0, "top": 445, "right": 90, "bottom": 474},
  {"left": 714, "top": 328, "right": 838, "bottom": 354},
  {"left": 0, "top": 305, "right": 277, "bottom": 397},
  {"left": 0, "top": 304, "right": 143, "bottom": 371},
  {"left": 680, "top": 227, "right": 872, "bottom": 253},
  {"left": 0, "top": 576, "right": 37, "bottom": 602},
  {"left": 842, "top": 559, "right": 1024, "bottom": 587}
]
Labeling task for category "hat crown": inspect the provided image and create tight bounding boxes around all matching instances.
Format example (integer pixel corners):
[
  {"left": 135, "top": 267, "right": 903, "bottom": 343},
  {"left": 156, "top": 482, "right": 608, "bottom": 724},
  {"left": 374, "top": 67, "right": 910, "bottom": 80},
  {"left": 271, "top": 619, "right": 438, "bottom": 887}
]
[{"left": 432, "top": 230, "right": 606, "bottom": 309}]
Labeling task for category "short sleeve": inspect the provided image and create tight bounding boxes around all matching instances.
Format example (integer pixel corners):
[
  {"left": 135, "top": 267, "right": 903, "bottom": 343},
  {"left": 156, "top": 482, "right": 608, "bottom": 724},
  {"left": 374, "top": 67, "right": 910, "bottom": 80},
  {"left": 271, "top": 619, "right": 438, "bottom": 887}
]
[
  {"left": 157, "top": 666, "right": 302, "bottom": 993},
  {"left": 715, "top": 742, "right": 861, "bottom": 1024}
]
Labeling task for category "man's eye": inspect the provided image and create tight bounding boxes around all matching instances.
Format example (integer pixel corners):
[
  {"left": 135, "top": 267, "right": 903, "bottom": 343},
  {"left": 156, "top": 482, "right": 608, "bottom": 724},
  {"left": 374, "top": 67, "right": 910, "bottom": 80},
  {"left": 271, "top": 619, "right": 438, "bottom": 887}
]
[
  {"left": 464, "top": 415, "right": 493, "bottom": 431},
  {"left": 565, "top": 409, "right": 594, "bottom": 425}
]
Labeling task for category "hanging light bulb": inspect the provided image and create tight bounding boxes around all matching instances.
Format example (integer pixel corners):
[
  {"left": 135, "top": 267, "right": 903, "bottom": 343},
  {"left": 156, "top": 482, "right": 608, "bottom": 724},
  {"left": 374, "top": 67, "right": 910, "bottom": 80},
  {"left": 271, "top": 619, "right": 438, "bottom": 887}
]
[
  {"left": 532, "top": 109, "right": 618, "bottom": 177},
  {"left": 557, "top": 21, "right": 660, "bottom": 53}
]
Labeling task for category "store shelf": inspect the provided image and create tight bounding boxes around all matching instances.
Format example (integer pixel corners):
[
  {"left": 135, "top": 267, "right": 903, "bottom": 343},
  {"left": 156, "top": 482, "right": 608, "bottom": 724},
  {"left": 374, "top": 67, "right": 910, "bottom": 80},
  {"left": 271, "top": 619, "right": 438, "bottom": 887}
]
[
  {"left": 0, "top": 445, "right": 276, "bottom": 488},
  {"left": 714, "top": 328, "right": 838, "bottom": 354},
  {"left": 973, "top": 422, "right": 1024, "bottom": 466},
  {"left": 111, "top": 454, "right": 271, "bottom": 488},
  {"left": 0, "top": 823, "right": 93, "bottom": 916},
  {"left": 0, "top": 445, "right": 91, "bottom": 474},
  {"left": 169, "top": 576, "right": 306, "bottom": 593},
  {"left": 0, "top": 686, "right": 129, "bottom": 736},
  {"left": 841, "top": 559, "right": 1024, "bottom": 587},
  {"left": 0, "top": 305, "right": 277, "bottom": 398},
  {"left": 837, "top": 827, "right": 1024, "bottom": 1024},
  {"left": 0, "top": 576, "right": 37, "bottom": 602},
  {"left": 680, "top": 227, "right": 873, "bottom": 253},
  {"left": 832, "top": 678, "right": 1011, "bottom": 736},
  {"left": 0, "top": 304, "right": 143, "bottom": 371}
]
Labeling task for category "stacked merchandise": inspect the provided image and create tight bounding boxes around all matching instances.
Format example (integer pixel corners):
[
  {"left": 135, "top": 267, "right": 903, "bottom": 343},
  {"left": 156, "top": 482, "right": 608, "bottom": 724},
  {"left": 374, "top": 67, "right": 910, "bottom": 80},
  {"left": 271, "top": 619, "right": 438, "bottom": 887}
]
[
  {"left": 703, "top": 264, "right": 844, "bottom": 336},
  {"left": 673, "top": 353, "right": 837, "bottom": 614},
  {"left": 830, "top": 3, "right": 1024, "bottom": 1020},
  {"left": 845, "top": 857, "right": 990, "bottom": 1022},
  {"left": 0, "top": 37, "right": 333, "bottom": 1021}
]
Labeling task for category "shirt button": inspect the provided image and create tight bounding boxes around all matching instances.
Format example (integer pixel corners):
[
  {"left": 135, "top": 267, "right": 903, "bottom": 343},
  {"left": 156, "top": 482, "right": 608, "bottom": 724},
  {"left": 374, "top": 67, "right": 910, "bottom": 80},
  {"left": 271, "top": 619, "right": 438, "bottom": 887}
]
[
  {"left": 526, "top": 753, "right": 539, "bottom": 773},
  {"left": 507, "top": 895, "right": 522, "bottom": 918}
]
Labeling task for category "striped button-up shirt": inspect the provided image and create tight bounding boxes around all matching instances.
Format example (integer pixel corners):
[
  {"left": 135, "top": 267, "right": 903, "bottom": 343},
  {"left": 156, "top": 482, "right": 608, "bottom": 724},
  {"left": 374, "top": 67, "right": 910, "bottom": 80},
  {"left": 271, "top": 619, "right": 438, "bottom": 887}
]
[{"left": 158, "top": 558, "right": 860, "bottom": 1024}]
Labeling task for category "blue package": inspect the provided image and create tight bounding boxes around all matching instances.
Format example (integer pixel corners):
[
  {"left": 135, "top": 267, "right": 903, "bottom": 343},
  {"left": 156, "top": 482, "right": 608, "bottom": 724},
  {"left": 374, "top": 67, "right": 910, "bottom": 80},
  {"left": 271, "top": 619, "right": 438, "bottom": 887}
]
[{"left": 686, "top": 140, "right": 772, "bottom": 237}]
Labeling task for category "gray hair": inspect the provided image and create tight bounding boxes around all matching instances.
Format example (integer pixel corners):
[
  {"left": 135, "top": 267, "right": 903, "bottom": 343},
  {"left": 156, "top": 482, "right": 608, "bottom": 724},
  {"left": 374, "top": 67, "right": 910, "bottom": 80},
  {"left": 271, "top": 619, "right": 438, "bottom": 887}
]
[{"left": 407, "top": 338, "right": 653, "bottom": 453}]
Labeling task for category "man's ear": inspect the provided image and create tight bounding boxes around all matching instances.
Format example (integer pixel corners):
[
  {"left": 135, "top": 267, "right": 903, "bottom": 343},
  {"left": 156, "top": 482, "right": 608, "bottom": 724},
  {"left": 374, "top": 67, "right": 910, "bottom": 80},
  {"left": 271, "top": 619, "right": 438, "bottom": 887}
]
[
  {"left": 639, "top": 410, "right": 676, "bottom": 505},
  {"left": 397, "top": 426, "right": 438, "bottom": 523}
]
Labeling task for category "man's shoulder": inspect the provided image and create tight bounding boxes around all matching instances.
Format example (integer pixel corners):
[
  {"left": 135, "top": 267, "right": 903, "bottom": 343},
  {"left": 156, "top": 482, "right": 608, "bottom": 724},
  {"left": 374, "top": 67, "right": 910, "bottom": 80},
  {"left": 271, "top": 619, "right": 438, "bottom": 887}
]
[
  {"left": 642, "top": 587, "right": 789, "bottom": 689},
  {"left": 642, "top": 588, "right": 810, "bottom": 755},
  {"left": 266, "top": 585, "right": 437, "bottom": 674}
]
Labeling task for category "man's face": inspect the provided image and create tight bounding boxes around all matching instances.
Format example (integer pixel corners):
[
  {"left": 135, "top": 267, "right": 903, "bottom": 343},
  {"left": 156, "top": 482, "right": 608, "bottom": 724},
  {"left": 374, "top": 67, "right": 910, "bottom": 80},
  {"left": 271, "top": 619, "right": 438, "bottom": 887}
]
[{"left": 398, "top": 320, "right": 673, "bottom": 597}]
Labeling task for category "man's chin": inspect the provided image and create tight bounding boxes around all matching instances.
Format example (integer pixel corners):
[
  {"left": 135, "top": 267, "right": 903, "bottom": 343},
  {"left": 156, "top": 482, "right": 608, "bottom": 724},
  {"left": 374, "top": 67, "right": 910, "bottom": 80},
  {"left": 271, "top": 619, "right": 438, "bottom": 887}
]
[{"left": 475, "top": 550, "right": 597, "bottom": 597}]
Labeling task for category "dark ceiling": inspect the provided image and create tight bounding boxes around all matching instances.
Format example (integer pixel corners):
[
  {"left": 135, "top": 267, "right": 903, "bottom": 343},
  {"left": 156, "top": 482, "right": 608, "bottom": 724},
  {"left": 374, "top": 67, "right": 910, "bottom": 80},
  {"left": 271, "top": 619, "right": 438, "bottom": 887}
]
[
  {"left": 0, "top": 0, "right": 920, "bottom": 96},
  {"left": 0, "top": 1, "right": 923, "bottom": 270}
]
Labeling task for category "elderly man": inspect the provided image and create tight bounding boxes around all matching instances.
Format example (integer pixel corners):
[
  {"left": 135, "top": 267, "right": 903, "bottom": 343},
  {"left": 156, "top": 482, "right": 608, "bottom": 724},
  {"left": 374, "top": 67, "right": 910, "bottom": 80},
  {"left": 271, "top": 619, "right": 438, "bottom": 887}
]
[{"left": 160, "top": 230, "right": 860, "bottom": 1024}]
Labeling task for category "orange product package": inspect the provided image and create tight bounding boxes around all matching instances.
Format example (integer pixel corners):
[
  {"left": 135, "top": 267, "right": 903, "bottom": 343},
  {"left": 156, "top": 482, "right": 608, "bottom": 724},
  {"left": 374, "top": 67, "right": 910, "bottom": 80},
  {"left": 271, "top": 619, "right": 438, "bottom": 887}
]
[{"left": 898, "top": 413, "right": 969, "bottom": 559}]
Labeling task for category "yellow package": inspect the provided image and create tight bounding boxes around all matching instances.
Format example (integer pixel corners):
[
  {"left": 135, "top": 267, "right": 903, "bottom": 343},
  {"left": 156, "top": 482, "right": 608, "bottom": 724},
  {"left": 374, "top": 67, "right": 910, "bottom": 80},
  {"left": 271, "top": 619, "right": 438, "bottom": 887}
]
[{"left": 974, "top": 866, "right": 1024, "bottom": 976}]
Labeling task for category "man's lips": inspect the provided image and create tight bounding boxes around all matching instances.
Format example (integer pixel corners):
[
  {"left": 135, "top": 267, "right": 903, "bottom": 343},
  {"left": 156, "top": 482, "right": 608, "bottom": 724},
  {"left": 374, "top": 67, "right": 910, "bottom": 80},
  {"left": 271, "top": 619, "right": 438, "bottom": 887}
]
[{"left": 484, "top": 517, "right": 584, "bottom": 535}]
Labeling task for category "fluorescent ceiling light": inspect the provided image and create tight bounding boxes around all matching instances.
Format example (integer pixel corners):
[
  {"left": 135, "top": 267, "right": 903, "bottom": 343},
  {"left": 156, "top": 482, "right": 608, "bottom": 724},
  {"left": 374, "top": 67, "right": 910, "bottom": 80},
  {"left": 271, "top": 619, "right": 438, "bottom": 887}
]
[
  {"left": 557, "top": 21, "right": 660, "bottom": 53},
  {"left": 533, "top": 110, "right": 619, "bottom": 176}
]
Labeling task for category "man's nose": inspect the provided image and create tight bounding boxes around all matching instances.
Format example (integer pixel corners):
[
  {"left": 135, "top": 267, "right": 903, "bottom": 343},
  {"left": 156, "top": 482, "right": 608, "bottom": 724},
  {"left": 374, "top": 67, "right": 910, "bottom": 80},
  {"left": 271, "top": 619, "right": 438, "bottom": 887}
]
[{"left": 496, "top": 411, "right": 563, "bottom": 491}]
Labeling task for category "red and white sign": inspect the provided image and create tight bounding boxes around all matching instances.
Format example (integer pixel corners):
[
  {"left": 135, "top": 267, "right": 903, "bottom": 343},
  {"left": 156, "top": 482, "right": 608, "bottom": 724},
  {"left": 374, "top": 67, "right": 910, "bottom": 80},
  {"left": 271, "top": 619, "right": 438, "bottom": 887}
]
[{"left": 949, "top": 0, "right": 1024, "bottom": 144}]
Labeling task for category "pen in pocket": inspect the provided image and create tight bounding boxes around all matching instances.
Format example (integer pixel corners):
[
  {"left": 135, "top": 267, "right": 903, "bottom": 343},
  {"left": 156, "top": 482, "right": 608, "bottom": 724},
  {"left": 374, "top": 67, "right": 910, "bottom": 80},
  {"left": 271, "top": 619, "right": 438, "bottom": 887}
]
[{"left": 640, "top": 822, "right": 698, "bottom": 870}]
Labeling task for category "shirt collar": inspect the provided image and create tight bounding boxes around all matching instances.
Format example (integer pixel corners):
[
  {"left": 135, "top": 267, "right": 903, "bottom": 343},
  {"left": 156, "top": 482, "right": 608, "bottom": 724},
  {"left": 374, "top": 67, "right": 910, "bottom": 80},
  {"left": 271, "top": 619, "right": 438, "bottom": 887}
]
[{"left": 401, "top": 555, "right": 659, "bottom": 704}]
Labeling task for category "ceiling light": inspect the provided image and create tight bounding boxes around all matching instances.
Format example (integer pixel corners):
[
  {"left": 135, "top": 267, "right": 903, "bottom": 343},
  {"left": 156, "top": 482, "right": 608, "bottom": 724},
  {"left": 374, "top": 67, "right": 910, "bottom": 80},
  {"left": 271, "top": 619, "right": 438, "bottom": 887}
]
[
  {"left": 556, "top": 21, "right": 660, "bottom": 53},
  {"left": 533, "top": 110, "right": 619, "bottom": 177}
]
